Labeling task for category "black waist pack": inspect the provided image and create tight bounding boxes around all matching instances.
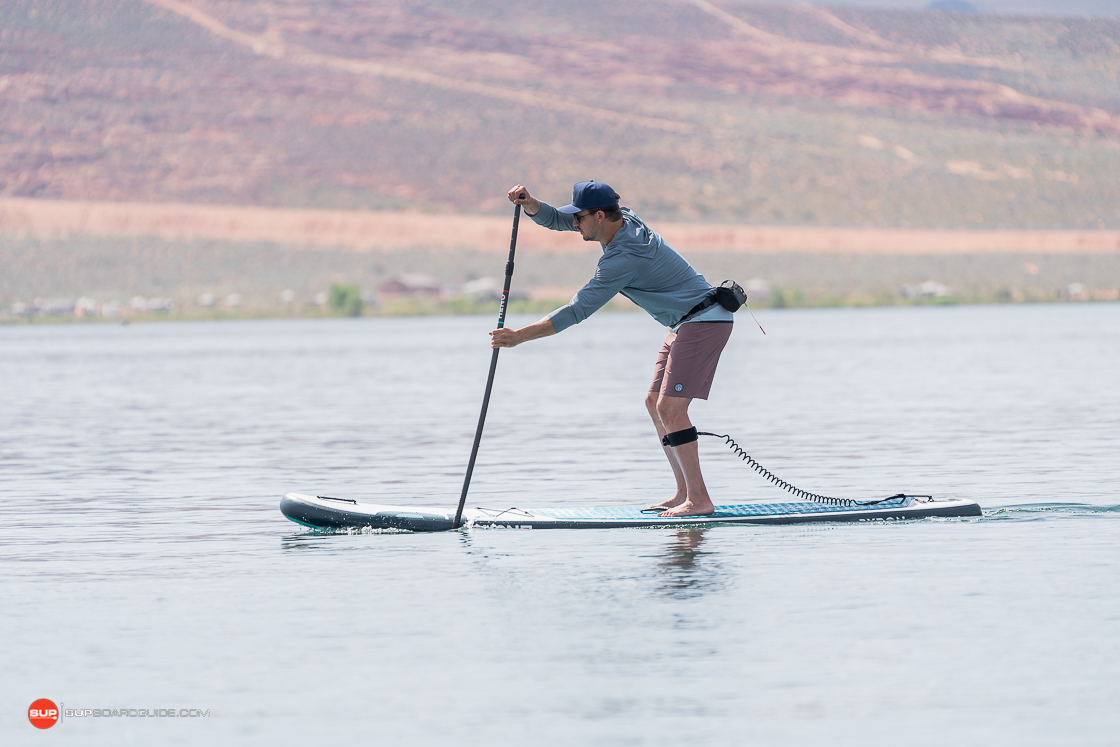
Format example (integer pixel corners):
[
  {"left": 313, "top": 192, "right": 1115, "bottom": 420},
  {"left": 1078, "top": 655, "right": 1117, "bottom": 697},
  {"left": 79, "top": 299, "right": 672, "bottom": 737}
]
[{"left": 715, "top": 280, "right": 747, "bottom": 312}]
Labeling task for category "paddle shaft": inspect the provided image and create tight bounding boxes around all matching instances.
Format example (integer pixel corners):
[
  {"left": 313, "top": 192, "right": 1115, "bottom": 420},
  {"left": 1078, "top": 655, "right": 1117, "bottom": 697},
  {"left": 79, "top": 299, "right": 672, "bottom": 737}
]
[{"left": 453, "top": 201, "right": 522, "bottom": 528}]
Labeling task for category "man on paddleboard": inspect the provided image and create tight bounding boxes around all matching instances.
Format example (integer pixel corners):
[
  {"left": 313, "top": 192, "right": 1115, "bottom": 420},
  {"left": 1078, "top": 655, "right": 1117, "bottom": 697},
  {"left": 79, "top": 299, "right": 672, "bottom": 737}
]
[{"left": 491, "top": 181, "right": 733, "bottom": 518}]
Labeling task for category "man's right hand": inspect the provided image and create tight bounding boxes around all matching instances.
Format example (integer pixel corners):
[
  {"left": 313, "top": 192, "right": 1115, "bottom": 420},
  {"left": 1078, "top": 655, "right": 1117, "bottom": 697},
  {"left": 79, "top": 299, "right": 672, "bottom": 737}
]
[{"left": 507, "top": 184, "right": 540, "bottom": 216}]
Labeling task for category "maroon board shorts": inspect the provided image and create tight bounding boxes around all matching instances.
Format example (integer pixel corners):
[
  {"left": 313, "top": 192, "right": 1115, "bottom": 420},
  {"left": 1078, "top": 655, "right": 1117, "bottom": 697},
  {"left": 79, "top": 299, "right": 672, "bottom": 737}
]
[{"left": 649, "top": 321, "right": 733, "bottom": 400}]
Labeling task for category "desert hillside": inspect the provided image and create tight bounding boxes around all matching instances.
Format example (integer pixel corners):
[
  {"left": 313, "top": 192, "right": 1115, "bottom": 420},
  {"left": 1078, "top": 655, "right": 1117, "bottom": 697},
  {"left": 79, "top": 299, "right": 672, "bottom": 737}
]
[{"left": 2, "top": 0, "right": 1119, "bottom": 228}]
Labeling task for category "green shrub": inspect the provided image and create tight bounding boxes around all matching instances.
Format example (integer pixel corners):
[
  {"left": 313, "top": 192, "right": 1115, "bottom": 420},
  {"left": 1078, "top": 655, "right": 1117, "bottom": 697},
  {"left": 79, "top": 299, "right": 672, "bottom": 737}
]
[{"left": 328, "top": 284, "right": 363, "bottom": 317}]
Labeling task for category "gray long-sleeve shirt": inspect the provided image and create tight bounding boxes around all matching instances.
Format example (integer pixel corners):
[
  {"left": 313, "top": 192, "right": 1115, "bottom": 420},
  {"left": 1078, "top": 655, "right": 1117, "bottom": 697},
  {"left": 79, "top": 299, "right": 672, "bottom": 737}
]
[{"left": 532, "top": 202, "right": 730, "bottom": 332}]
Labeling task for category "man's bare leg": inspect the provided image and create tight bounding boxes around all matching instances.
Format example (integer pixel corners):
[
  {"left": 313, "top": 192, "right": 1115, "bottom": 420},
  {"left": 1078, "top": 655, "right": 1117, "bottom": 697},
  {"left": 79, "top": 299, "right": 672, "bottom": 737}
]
[
  {"left": 655, "top": 395, "right": 715, "bottom": 517},
  {"left": 645, "top": 391, "right": 688, "bottom": 510}
]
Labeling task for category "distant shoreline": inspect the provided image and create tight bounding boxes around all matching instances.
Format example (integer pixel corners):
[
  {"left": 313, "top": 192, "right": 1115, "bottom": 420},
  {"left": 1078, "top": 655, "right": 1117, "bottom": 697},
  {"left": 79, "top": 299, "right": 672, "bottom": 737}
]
[{"left": 4, "top": 293, "right": 1117, "bottom": 327}]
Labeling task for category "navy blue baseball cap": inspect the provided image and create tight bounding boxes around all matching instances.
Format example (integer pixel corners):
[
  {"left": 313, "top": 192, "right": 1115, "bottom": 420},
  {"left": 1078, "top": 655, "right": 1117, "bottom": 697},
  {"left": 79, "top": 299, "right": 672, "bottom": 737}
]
[{"left": 556, "top": 180, "right": 619, "bottom": 214}]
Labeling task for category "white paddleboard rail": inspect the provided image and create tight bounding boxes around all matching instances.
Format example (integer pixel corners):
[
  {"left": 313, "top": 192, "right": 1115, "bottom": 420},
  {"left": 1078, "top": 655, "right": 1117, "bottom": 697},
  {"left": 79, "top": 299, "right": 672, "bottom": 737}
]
[{"left": 280, "top": 493, "right": 982, "bottom": 532}]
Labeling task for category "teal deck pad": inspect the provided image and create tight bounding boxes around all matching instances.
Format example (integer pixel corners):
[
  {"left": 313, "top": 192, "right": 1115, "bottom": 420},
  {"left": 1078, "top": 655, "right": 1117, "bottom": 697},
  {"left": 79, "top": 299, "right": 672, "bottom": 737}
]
[{"left": 525, "top": 498, "right": 911, "bottom": 521}]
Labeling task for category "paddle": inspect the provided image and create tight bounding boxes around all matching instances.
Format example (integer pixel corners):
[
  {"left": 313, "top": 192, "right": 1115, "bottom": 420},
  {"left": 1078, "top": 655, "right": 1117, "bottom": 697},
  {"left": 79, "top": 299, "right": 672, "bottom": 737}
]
[{"left": 453, "top": 198, "right": 523, "bottom": 529}]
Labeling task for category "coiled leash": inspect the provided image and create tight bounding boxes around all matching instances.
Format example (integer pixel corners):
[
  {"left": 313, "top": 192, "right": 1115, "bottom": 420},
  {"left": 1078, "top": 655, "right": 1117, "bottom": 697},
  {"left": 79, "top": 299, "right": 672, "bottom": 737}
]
[{"left": 653, "top": 427, "right": 921, "bottom": 508}]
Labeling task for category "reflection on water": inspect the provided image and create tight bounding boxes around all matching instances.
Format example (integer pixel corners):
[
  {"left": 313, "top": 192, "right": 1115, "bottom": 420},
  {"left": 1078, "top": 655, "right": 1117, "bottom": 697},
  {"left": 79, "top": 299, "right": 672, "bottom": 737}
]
[{"left": 656, "top": 527, "right": 723, "bottom": 599}]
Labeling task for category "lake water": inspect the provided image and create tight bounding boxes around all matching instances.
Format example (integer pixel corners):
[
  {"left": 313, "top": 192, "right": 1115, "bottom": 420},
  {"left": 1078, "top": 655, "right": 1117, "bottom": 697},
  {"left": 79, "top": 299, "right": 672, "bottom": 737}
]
[{"left": 2, "top": 303, "right": 1118, "bottom": 745}]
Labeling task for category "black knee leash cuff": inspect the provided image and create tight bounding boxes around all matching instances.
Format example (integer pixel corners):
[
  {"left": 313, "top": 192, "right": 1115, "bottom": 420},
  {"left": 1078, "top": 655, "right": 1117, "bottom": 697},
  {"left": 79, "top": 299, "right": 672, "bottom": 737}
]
[{"left": 661, "top": 427, "right": 698, "bottom": 447}]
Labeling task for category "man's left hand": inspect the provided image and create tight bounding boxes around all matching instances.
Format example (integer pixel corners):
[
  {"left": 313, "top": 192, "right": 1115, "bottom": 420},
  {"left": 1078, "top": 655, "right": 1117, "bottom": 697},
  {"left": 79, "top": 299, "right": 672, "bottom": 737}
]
[{"left": 490, "top": 328, "right": 521, "bottom": 348}]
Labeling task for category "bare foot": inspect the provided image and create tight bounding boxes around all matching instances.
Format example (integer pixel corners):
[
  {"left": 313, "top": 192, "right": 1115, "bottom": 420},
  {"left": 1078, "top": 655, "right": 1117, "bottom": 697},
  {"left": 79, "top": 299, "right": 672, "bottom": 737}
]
[
  {"left": 659, "top": 498, "right": 715, "bottom": 518},
  {"left": 645, "top": 493, "right": 686, "bottom": 511}
]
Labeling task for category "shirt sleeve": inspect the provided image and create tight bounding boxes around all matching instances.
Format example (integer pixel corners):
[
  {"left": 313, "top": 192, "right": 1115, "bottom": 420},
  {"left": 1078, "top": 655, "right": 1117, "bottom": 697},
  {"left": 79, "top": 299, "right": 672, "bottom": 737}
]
[
  {"left": 530, "top": 201, "right": 579, "bottom": 232},
  {"left": 547, "top": 252, "right": 638, "bottom": 332}
]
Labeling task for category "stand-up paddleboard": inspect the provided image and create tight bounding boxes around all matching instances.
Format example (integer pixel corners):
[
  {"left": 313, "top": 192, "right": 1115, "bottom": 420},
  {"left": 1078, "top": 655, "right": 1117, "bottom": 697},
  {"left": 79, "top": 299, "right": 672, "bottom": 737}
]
[{"left": 280, "top": 492, "right": 982, "bottom": 531}]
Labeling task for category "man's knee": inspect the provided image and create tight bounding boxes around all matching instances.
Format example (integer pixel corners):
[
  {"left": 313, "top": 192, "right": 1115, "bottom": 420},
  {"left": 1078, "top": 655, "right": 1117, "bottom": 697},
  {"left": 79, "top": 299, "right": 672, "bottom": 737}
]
[
  {"left": 644, "top": 391, "right": 660, "bottom": 414},
  {"left": 654, "top": 394, "right": 691, "bottom": 422}
]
